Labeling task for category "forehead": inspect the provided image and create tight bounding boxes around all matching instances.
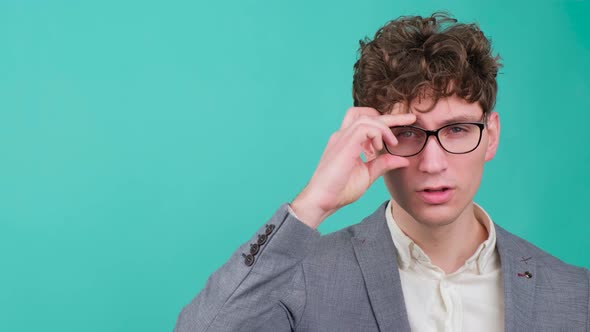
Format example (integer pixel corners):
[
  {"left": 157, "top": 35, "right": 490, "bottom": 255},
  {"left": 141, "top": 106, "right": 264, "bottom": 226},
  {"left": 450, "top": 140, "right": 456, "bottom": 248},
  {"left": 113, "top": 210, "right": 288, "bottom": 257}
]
[{"left": 391, "top": 95, "right": 484, "bottom": 128}]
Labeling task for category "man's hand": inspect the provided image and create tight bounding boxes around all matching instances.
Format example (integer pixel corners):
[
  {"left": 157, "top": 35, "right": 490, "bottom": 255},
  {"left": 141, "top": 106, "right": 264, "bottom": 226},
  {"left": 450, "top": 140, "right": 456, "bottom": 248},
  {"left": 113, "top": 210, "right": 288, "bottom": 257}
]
[{"left": 291, "top": 107, "right": 416, "bottom": 229}]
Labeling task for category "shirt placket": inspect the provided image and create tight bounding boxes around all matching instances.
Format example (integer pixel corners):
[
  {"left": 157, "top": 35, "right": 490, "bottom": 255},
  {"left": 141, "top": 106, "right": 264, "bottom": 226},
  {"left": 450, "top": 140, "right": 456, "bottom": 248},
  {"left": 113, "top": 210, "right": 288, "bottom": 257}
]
[
  {"left": 439, "top": 278, "right": 462, "bottom": 332},
  {"left": 413, "top": 245, "right": 464, "bottom": 332}
]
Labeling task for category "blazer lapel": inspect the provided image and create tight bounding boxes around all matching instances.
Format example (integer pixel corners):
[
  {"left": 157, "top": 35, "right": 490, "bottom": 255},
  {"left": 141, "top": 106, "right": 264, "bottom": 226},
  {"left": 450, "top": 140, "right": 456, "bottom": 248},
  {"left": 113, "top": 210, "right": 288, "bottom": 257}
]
[
  {"left": 351, "top": 201, "right": 411, "bottom": 332},
  {"left": 495, "top": 225, "right": 537, "bottom": 331}
]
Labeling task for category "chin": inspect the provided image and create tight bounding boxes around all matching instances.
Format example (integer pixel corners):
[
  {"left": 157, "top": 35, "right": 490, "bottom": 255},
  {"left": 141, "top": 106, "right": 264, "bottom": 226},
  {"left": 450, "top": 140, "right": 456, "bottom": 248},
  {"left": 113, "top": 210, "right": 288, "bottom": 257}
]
[{"left": 407, "top": 202, "right": 465, "bottom": 227}]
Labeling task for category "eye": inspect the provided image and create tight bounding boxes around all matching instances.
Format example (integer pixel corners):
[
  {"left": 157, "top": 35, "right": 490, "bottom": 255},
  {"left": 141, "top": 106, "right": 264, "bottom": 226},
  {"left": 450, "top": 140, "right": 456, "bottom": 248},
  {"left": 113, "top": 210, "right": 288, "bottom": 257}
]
[
  {"left": 392, "top": 127, "right": 424, "bottom": 141},
  {"left": 399, "top": 130, "right": 415, "bottom": 138},
  {"left": 441, "top": 124, "right": 473, "bottom": 137}
]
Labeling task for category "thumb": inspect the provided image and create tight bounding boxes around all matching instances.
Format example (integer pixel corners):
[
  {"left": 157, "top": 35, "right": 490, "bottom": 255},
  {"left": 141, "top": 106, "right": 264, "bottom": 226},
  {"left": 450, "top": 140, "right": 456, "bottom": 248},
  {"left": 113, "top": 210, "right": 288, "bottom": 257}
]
[{"left": 367, "top": 154, "right": 409, "bottom": 183}]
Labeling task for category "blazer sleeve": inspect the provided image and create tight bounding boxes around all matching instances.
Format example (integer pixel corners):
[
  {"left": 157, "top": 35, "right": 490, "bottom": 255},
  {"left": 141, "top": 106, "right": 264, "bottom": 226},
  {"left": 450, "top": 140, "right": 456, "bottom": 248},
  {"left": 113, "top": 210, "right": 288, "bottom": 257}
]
[{"left": 174, "top": 203, "right": 321, "bottom": 332}]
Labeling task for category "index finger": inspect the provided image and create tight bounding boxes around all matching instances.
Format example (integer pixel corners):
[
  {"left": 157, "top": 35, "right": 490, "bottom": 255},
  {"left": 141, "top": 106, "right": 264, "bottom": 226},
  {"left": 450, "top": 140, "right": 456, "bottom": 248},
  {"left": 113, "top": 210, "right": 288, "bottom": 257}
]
[
  {"left": 376, "top": 113, "right": 417, "bottom": 147},
  {"left": 339, "top": 107, "right": 381, "bottom": 130},
  {"left": 378, "top": 113, "right": 417, "bottom": 128}
]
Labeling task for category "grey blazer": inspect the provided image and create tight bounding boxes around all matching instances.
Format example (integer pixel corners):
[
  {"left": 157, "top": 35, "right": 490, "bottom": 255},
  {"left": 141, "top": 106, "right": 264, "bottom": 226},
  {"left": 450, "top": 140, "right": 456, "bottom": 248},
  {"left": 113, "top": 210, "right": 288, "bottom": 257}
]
[{"left": 174, "top": 201, "right": 590, "bottom": 331}]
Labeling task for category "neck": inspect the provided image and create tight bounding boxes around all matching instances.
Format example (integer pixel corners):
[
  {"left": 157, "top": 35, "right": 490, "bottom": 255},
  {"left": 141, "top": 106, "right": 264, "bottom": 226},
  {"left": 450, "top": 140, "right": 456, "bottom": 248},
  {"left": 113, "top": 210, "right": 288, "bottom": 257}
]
[{"left": 390, "top": 201, "right": 488, "bottom": 274}]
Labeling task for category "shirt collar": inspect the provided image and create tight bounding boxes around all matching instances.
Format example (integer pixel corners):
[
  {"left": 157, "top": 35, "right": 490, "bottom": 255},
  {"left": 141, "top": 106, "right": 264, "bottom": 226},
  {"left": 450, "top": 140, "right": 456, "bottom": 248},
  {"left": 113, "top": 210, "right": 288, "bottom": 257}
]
[{"left": 385, "top": 199, "right": 498, "bottom": 274}]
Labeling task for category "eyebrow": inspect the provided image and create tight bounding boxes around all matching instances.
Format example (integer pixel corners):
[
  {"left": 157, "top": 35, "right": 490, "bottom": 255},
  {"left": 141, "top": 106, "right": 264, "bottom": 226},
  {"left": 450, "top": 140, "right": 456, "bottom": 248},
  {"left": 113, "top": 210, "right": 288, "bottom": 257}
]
[{"left": 413, "top": 114, "right": 483, "bottom": 128}]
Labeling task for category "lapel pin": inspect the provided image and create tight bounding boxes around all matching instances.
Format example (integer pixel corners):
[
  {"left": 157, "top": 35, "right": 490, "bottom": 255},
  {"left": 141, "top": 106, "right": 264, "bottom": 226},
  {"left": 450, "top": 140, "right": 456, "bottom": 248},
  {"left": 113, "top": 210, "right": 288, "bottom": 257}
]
[
  {"left": 517, "top": 271, "right": 533, "bottom": 279},
  {"left": 520, "top": 256, "right": 532, "bottom": 265}
]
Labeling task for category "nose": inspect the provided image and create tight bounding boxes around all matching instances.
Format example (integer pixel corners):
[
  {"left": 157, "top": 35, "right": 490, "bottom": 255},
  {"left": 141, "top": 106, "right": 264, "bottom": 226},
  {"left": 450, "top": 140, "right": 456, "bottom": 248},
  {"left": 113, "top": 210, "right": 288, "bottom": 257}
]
[{"left": 417, "top": 136, "right": 448, "bottom": 174}]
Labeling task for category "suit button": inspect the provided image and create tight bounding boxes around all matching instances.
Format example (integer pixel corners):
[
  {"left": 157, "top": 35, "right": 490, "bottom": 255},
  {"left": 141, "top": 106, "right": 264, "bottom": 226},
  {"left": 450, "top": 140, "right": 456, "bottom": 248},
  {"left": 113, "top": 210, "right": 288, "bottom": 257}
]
[
  {"left": 250, "top": 243, "right": 260, "bottom": 255},
  {"left": 242, "top": 253, "right": 254, "bottom": 266},
  {"left": 257, "top": 233, "right": 267, "bottom": 245},
  {"left": 265, "top": 224, "right": 275, "bottom": 235}
]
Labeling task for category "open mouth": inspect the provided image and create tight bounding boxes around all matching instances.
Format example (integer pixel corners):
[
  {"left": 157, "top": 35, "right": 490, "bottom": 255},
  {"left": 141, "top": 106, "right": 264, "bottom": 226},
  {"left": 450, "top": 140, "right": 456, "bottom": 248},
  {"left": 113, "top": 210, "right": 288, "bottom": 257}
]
[
  {"left": 422, "top": 187, "right": 450, "bottom": 193},
  {"left": 418, "top": 187, "right": 454, "bottom": 204}
]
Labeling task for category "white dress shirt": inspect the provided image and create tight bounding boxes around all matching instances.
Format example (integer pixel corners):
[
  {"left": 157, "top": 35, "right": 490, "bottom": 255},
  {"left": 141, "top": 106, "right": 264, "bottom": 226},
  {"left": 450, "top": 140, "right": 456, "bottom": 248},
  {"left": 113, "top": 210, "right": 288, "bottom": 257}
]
[{"left": 385, "top": 199, "right": 504, "bottom": 332}]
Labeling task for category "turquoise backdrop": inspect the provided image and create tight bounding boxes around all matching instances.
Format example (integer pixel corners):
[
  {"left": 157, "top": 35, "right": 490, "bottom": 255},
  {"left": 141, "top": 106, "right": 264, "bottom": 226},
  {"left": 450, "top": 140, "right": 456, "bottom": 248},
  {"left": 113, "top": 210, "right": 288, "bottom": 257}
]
[{"left": 1, "top": 0, "right": 588, "bottom": 331}]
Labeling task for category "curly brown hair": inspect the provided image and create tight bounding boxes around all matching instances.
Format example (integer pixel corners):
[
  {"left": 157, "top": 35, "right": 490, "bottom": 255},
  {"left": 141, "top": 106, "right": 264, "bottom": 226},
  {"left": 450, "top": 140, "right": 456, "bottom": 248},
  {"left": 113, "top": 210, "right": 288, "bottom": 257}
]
[{"left": 352, "top": 12, "right": 502, "bottom": 115}]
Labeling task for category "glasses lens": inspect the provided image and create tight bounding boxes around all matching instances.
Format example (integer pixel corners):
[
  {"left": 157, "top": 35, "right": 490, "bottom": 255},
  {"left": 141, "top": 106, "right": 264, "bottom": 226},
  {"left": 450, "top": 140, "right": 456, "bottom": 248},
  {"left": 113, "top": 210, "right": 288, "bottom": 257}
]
[
  {"left": 438, "top": 123, "right": 482, "bottom": 153},
  {"left": 388, "top": 127, "right": 427, "bottom": 156}
]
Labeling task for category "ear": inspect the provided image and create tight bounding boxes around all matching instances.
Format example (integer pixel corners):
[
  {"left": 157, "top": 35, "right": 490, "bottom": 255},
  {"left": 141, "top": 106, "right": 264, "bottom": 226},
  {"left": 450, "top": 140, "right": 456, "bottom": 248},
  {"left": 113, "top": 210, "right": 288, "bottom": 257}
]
[
  {"left": 484, "top": 111, "right": 500, "bottom": 162},
  {"left": 361, "top": 139, "right": 378, "bottom": 162}
]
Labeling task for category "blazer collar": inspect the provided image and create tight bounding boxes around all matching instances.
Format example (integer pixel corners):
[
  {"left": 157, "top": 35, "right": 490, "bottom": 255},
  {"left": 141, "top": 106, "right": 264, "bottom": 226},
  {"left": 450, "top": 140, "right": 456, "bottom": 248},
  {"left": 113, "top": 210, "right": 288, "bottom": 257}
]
[{"left": 350, "top": 201, "right": 411, "bottom": 331}]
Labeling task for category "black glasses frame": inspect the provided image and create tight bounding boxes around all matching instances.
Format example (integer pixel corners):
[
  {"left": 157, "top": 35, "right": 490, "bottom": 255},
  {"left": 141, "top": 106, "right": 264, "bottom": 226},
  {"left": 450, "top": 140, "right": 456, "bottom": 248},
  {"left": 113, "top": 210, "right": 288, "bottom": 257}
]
[{"left": 385, "top": 122, "right": 486, "bottom": 157}]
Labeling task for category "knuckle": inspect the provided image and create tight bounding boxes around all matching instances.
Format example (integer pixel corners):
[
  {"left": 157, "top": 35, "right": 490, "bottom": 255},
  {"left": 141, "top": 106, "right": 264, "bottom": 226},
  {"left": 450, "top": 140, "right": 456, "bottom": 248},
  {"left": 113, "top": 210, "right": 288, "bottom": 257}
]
[
  {"left": 355, "top": 123, "right": 371, "bottom": 131},
  {"left": 344, "top": 107, "right": 359, "bottom": 120},
  {"left": 357, "top": 115, "right": 371, "bottom": 122},
  {"left": 328, "top": 132, "right": 340, "bottom": 143},
  {"left": 354, "top": 118, "right": 376, "bottom": 130},
  {"left": 364, "top": 128, "right": 381, "bottom": 138}
]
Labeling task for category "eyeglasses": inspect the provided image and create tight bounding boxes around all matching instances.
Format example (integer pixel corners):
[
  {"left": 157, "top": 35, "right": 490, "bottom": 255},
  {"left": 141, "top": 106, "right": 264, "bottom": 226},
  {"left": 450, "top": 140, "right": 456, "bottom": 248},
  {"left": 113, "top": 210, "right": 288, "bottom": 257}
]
[{"left": 385, "top": 120, "right": 486, "bottom": 157}]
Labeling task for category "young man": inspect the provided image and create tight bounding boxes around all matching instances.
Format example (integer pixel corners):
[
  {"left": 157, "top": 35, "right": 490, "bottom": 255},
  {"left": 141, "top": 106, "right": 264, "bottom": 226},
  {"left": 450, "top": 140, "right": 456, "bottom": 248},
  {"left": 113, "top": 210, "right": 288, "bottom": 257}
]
[{"left": 174, "top": 13, "right": 589, "bottom": 331}]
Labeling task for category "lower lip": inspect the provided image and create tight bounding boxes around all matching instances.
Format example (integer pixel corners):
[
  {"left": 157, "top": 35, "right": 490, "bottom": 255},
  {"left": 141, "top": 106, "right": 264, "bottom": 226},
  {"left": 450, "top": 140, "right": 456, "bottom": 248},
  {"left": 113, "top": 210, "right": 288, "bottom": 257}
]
[{"left": 418, "top": 189, "right": 454, "bottom": 204}]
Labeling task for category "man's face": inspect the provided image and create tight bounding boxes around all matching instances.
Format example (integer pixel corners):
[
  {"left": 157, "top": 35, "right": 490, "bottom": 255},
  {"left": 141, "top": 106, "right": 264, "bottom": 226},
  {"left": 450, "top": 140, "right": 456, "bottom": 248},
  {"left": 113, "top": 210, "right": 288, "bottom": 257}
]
[{"left": 382, "top": 94, "right": 500, "bottom": 227}]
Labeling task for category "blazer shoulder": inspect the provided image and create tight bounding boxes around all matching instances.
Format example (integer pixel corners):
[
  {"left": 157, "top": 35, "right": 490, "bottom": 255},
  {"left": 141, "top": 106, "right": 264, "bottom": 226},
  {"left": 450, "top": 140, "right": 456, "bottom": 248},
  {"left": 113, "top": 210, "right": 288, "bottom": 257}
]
[
  {"left": 305, "top": 222, "right": 360, "bottom": 258},
  {"left": 302, "top": 214, "right": 386, "bottom": 270},
  {"left": 306, "top": 202, "right": 390, "bottom": 259},
  {"left": 495, "top": 224, "right": 589, "bottom": 281}
]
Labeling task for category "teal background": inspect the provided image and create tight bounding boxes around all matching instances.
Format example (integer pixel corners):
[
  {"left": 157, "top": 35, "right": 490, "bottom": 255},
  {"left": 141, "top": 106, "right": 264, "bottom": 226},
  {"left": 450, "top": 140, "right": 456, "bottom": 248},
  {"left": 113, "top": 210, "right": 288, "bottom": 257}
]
[{"left": 0, "top": 0, "right": 588, "bottom": 331}]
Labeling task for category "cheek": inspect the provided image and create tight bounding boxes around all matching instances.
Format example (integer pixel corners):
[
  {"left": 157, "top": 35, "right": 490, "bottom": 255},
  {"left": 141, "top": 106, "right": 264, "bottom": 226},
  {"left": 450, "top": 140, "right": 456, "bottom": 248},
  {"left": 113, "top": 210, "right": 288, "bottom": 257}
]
[
  {"left": 453, "top": 152, "right": 486, "bottom": 193},
  {"left": 383, "top": 168, "right": 414, "bottom": 200},
  {"left": 457, "top": 160, "right": 483, "bottom": 185}
]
